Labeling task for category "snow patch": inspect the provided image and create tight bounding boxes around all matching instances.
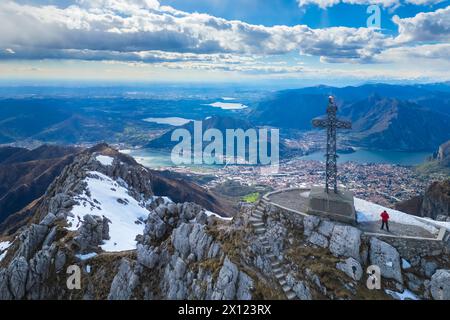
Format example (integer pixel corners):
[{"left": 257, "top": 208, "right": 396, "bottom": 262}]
[
  {"left": 385, "top": 289, "right": 419, "bottom": 300},
  {"left": 96, "top": 155, "right": 114, "bottom": 166},
  {"left": 402, "top": 259, "right": 411, "bottom": 270},
  {"left": 67, "top": 171, "right": 151, "bottom": 252},
  {"left": 75, "top": 252, "right": 98, "bottom": 261},
  {"left": 0, "top": 241, "right": 11, "bottom": 262},
  {"left": 205, "top": 210, "right": 233, "bottom": 221}
]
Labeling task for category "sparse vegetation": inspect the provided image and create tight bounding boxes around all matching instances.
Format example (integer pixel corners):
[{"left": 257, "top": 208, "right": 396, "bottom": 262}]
[{"left": 242, "top": 192, "right": 260, "bottom": 203}]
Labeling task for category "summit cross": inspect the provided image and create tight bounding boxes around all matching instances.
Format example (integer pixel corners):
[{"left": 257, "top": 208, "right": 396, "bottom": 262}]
[{"left": 312, "top": 96, "right": 352, "bottom": 194}]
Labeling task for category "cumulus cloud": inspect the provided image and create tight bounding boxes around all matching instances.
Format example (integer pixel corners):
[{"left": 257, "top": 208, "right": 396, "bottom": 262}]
[
  {"left": 376, "top": 43, "right": 450, "bottom": 61},
  {"left": 0, "top": 0, "right": 389, "bottom": 64},
  {"left": 393, "top": 5, "right": 450, "bottom": 43},
  {"left": 0, "top": 0, "right": 448, "bottom": 78}
]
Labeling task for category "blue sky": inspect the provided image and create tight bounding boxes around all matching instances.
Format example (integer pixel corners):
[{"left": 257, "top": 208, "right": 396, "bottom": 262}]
[
  {"left": 161, "top": 0, "right": 447, "bottom": 30},
  {"left": 0, "top": 0, "right": 449, "bottom": 86}
]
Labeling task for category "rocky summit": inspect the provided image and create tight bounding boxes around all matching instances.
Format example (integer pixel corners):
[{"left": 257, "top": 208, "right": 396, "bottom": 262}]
[{"left": 0, "top": 144, "right": 449, "bottom": 300}]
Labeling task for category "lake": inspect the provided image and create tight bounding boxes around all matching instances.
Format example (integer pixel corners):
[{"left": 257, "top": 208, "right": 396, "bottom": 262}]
[{"left": 124, "top": 148, "right": 431, "bottom": 169}]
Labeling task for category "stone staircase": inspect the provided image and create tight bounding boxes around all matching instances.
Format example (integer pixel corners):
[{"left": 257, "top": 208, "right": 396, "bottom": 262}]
[{"left": 250, "top": 200, "right": 297, "bottom": 300}]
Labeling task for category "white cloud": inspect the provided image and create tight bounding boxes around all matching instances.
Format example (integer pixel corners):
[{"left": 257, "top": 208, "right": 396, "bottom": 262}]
[
  {"left": 297, "top": 0, "right": 399, "bottom": 8},
  {"left": 296, "top": 0, "right": 444, "bottom": 8},
  {"left": 0, "top": 0, "right": 389, "bottom": 64},
  {"left": 0, "top": 0, "right": 448, "bottom": 81},
  {"left": 404, "top": 0, "right": 444, "bottom": 5},
  {"left": 393, "top": 5, "right": 450, "bottom": 43},
  {"left": 4, "top": 48, "right": 15, "bottom": 54},
  {"left": 376, "top": 43, "right": 450, "bottom": 61}
]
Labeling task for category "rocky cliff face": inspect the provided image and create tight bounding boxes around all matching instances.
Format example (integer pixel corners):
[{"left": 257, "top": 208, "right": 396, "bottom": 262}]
[
  {"left": 436, "top": 141, "right": 450, "bottom": 167},
  {"left": 395, "top": 180, "right": 450, "bottom": 221},
  {"left": 421, "top": 180, "right": 450, "bottom": 221}
]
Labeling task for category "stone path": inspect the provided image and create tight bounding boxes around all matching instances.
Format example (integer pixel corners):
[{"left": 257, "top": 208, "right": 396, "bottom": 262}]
[
  {"left": 358, "top": 221, "right": 435, "bottom": 238},
  {"left": 249, "top": 200, "right": 297, "bottom": 300}
]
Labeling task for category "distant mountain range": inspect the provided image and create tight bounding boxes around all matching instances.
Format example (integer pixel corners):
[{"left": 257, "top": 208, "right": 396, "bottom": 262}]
[
  {"left": 251, "top": 83, "right": 450, "bottom": 151},
  {"left": 1, "top": 83, "right": 449, "bottom": 152}
]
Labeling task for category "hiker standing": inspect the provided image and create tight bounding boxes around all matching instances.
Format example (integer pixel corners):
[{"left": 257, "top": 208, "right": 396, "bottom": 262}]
[{"left": 380, "top": 210, "right": 390, "bottom": 232}]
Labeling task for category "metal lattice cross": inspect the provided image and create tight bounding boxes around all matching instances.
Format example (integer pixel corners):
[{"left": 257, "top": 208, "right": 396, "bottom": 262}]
[{"left": 312, "top": 96, "right": 352, "bottom": 194}]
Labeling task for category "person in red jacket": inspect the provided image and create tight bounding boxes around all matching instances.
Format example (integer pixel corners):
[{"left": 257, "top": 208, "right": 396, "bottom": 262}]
[{"left": 380, "top": 210, "right": 390, "bottom": 232}]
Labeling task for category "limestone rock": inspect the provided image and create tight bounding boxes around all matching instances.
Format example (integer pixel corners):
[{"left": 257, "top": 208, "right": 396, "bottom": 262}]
[
  {"left": 369, "top": 238, "right": 403, "bottom": 283},
  {"left": 74, "top": 214, "right": 110, "bottom": 253},
  {"left": 329, "top": 225, "right": 361, "bottom": 260},
  {"left": 143, "top": 214, "right": 167, "bottom": 244},
  {"left": 317, "top": 220, "right": 335, "bottom": 238},
  {"left": 336, "top": 257, "right": 363, "bottom": 281},
  {"left": 286, "top": 273, "right": 312, "bottom": 300},
  {"left": 303, "top": 215, "right": 320, "bottom": 237},
  {"left": 211, "top": 257, "right": 239, "bottom": 300},
  {"left": 430, "top": 269, "right": 450, "bottom": 300},
  {"left": 211, "top": 257, "right": 252, "bottom": 300},
  {"left": 108, "top": 259, "right": 140, "bottom": 300},
  {"left": 40, "top": 213, "right": 57, "bottom": 227},
  {"left": 293, "top": 281, "right": 312, "bottom": 300},
  {"left": 137, "top": 244, "right": 159, "bottom": 269},
  {"left": 16, "top": 224, "right": 49, "bottom": 260},
  {"left": 307, "top": 231, "right": 329, "bottom": 248},
  {"left": 8, "top": 256, "right": 29, "bottom": 299}
]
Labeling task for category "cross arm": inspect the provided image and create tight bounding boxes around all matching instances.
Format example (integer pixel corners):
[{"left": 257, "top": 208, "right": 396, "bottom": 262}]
[
  {"left": 312, "top": 118, "right": 328, "bottom": 129},
  {"left": 335, "top": 119, "right": 352, "bottom": 129}
]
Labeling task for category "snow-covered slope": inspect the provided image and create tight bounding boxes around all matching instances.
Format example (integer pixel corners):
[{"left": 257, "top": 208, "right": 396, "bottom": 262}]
[
  {"left": 355, "top": 198, "right": 443, "bottom": 234},
  {"left": 0, "top": 241, "right": 11, "bottom": 262},
  {"left": 67, "top": 171, "right": 152, "bottom": 252}
]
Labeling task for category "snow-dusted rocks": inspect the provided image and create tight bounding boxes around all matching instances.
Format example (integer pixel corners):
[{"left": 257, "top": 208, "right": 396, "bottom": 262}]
[
  {"left": 0, "top": 241, "right": 11, "bottom": 262},
  {"left": 369, "top": 238, "right": 403, "bottom": 283},
  {"left": 96, "top": 155, "right": 114, "bottom": 166},
  {"left": 430, "top": 269, "right": 450, "bottom": 300},
  {"left": 336, "top": 257, "right": 363, "bottom": 281},
  {"left": 329, "top": 225, "right": 361, "bottom": 261},
  {"left": 74, "top": 215, "right": 110, "bottom": 253}
]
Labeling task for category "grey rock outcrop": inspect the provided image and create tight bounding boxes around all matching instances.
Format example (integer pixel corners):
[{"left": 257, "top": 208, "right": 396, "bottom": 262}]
[
  {"left": 329, "top": 225, "right": 361, "bottom": 261},
  {"left": 307, "top": 231, "right": 329, "bottom": 248},
  {"left": 430, "top": 269, "right": 450, "bottom": 300},
  {"left": 336, "top": 257, "right": 363, "bottom": 281},
  {"left": 108, "top": 259, "right": 140, "bottom": 300},
  {"left": 211, "top": 257, "right": 253, "bottom": 300},
  {"left": 369, "top": 238, "right": 403, "bottom": 283},
  {"left": 74, "top": 215, "right": 110, "bottom": 253}
]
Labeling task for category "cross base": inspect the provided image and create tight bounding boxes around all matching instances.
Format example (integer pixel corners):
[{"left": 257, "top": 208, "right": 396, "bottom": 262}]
[{"left": 306, "top": 186, "right": 357, "bottom": 225}]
